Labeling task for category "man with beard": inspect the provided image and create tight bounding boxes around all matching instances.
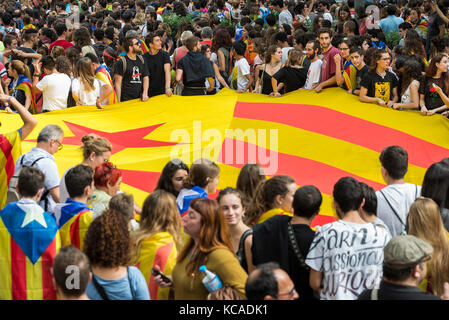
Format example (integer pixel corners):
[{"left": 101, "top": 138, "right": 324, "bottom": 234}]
[
  {"left": 314, "top": 28, "right": 341, "bottom": 93},
  {"left": 303, "top": 40, "right": 322, "bottom": 90},
  {"left": 113, "top": 36, "right": 149, "bottom": 102}
]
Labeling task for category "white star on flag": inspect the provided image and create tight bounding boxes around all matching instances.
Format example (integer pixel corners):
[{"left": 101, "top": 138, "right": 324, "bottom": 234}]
[{"left": 17, "top": 202, "right": 48, "bottom": 228}]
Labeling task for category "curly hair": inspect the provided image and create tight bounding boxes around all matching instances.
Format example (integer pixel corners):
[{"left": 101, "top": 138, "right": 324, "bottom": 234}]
[{"left": 83, "top": 209, "right": 131, "bottom": 268}]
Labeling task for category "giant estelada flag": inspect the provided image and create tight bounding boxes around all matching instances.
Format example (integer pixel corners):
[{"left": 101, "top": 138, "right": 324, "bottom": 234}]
[{"left": 1, "top": 88, "right": 449, "bottom": 227}]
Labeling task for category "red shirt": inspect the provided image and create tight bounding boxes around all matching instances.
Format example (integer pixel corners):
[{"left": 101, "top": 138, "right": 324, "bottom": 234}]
[
  {"left": 49, "top": 39, "right": 74, "bottom": 52},
  {"left": 200, "top": 39, "right": 213, "bottom": 49},
  {"left": 321, "top": 46, "right": 341, "bottom": 82}
]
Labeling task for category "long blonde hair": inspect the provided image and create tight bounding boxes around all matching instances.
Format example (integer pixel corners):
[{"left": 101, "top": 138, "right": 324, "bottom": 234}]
[
  {"left": 75, "top": 57, "right": 95, "bottom": 92},
  {"left": 132, "top": 190, "right": 182, "bottom": 261},
  {"left": 408, "top": 197, "right": 449, "bottom": 296},
  {"left": 10, "top": 60, "right": 31, "bottom": 80}
]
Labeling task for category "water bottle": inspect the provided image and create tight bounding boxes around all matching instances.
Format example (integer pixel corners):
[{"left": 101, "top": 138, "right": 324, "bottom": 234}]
[{"left": 199, "top": 265, "right": 222, "bottom": 293}]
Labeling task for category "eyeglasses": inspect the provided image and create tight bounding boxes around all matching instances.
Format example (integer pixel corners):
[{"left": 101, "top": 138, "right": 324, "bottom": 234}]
[
  {"left": 53, "top": 139, "right": 63, "bottom": 151},
  {"left": 381, "top": 57, "right": 391, "bottom": 61},
  {"left": 339, "top": 47, "right": 350, "bottom": 51},
  {"left": 133, "top": 42, "right": 140, "bottom": 46},
  {"left": 277, "top": 287, "right": 297, "bottom": 299}
]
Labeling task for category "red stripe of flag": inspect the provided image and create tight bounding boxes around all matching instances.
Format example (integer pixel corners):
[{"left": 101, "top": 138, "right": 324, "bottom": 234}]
[
  {"left": 69, "top": 213, "right": 82, "bottom": 250},
  {"left": 11, "top": 237, "right": 27, "bottom": 300},
  {"left": 149, "top": 242, "right": 173, "bottom": 300},
  {"left": 218, "top": 138, "right": 386, "bottom": 195},
  {"left": 41, "top": 238, "right": 57, "bottom": 300},
  {"left": 233, "top": 102, "right": 449, "bottom": 169},
  {"left": 0, "top": 134, "right": 16, "bottom": 185}
]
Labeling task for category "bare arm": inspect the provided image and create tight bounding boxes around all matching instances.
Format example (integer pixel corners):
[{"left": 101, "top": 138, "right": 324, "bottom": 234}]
[
  {"left": 213, "top": 62, "right": 229, "bottom": 89},
  {"left": 114, "top": 74, "right": 122, "bottom": 102},
  {"left": 164, "top": 63, "right": 172, "bottom": 96},
  {"left": 309, "top": 269, "right": 323, "bottom": 293},
  {"left": 49, "top": 186, "right": 60, "bottom": 204},
  {"left": 334, "top": 54, "right": 344, "bottom": 86},
  {"left": 315, "top": 75, "right": 337, "bottom": 92},
  {"left": 0, "top": 94, "right": 37, "bottom": 139},
  {"left": 142, "top": 76, "right": 149, "bottom": 101},
  {"left": 393, "top": 82, "right": 420, "bottom": 110},
  {"left": 175, "top": 68, "right": 183, "bottom": 83},
  {"left": 244, "top": 234, "right": 255, "bottom": 274},
  {"left": 359, "top": 86, "right": 387, "bottom": 106}
]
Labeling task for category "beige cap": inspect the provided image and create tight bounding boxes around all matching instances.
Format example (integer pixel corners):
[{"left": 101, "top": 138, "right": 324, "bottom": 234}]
[{"left": 384, "top": 235, "right": 433, "bottom": 269}]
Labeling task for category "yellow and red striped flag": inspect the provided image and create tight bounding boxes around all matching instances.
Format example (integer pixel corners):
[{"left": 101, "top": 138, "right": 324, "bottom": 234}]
[
  {"left": 1, "top": 88, "right": 448, "bottom": 227},
  {"left": 0, "top": 200, "right": 60, "bottom": 300},
  {"left": 0, "top": 130, "right": 22, "bottom": 209},
  {"left": 53, "top": 199, "right": 93, "bottom": 251},
  {"left": 134, "top": 232, "right": 178, "bottom": 300}
]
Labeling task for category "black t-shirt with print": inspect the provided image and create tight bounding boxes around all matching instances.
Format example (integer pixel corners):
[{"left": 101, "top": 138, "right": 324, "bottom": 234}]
[
  {"left": 360, "top": 71, "right": 398, "bottom": 102},
  {"left": 419, "top": 76, "right": 445, "bottom": 111},
  {"left": 113, "top": 55, "right": 148, "bottom": 102},
  {"left": 143, "top": 50, "right": 171, "bottom": 97}
]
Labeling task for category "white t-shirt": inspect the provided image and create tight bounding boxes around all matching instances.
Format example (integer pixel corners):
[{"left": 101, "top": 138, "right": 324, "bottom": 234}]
[
  {"left": 36, "top": 72, "right": 71, "bottom": 111},
  {"left": 304, "top": 59, "right": 322, "bottom": 89},
  {"left": 376, "top": 183, "right": 421, "bottom": 237},
  {"left": 72, "top": 77, "right": 106, "bottom": 106},
  {"left": 323, "top": 12, "right": 333, "bottom": 23},
  {"left": 233, "top": 57, "right": 250, "bottom": 91},
  {"left": 400, "top": 79, "right": 419, "bottom": 105},
  {"left": 306, "top": 220, "right": 391, "bottom": 300}
]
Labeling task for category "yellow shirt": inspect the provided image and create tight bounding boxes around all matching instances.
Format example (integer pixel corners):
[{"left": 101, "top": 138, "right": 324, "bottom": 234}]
[{"left": 171, "top": 248, "right": 247, "bottom": 300}]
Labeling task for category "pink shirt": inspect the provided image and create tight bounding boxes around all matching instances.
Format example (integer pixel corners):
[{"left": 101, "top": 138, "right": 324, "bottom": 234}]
[{"left": 320, "top": 46, "right": 341, "bottom": 82}]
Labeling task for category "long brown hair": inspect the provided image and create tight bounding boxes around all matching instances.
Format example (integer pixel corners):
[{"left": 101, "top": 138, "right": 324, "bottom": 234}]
[
  {"left": 177, "top": 198, "right": 234, "bottom": 277},
  {"left": 425, "top": 53, "right": 449, "bottom": 94},
  {"left": 132, "top": 190, "right": 182, "bottom": 262},
  {"left": 408, "top": 197, "right": 449, "bottom": 296},
  {"left": 244, "top": 175, "right": 295, "bottom": 226},
  {"left": 236, "top": 163, "right": 266, "bottom": 204}
]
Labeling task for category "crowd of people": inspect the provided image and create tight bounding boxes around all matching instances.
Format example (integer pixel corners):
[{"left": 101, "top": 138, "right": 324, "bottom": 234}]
[
  {"left": 1, "top": 0, "right": 449, "bottom": 301},
  {"left": 0, "top": 0, "right": 447, "bottom": 113}
]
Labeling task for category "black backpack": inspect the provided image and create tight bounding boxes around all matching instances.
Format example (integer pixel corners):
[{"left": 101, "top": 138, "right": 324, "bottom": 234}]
[{"left": 7, "top": 156, "right": 50, "bottom": 210}]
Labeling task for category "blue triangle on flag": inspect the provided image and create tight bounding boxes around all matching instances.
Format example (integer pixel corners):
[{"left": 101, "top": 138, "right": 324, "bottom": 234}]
[{"left": 0, "top": 203, "right": 58, "bottom": 264}]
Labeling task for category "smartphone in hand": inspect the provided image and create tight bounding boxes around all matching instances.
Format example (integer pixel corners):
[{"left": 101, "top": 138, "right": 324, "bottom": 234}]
[{"left": 151, "top": 268, "right": 172, "bottom": 284}]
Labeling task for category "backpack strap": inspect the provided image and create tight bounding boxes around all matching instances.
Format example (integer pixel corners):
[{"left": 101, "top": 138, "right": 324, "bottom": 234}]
[
  {"left": 120, "top": 56, "right": 127, "bottom": 75},
  {"left": 91, "top": 274, "right": 110, "bottom": 300},
  {"left": 127, "top": 266, "right": 136, "bottom": 300},
  {"left": 287, "top": 222, "right": 310, "bottom": 271},
  {"left": 379, "top": 189, "right": 407, "bottom": 233},
  {"left": 137, "top": 54, "right": 144, "bottom": 65}
]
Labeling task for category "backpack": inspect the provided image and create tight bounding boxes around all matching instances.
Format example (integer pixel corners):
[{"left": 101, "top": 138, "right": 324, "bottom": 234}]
[
  {"left": 7, "top": 156, "right": 50, "bottom": 209},
  {"left": 119, "top": 55, "right": 145, "bottom": 76}
]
